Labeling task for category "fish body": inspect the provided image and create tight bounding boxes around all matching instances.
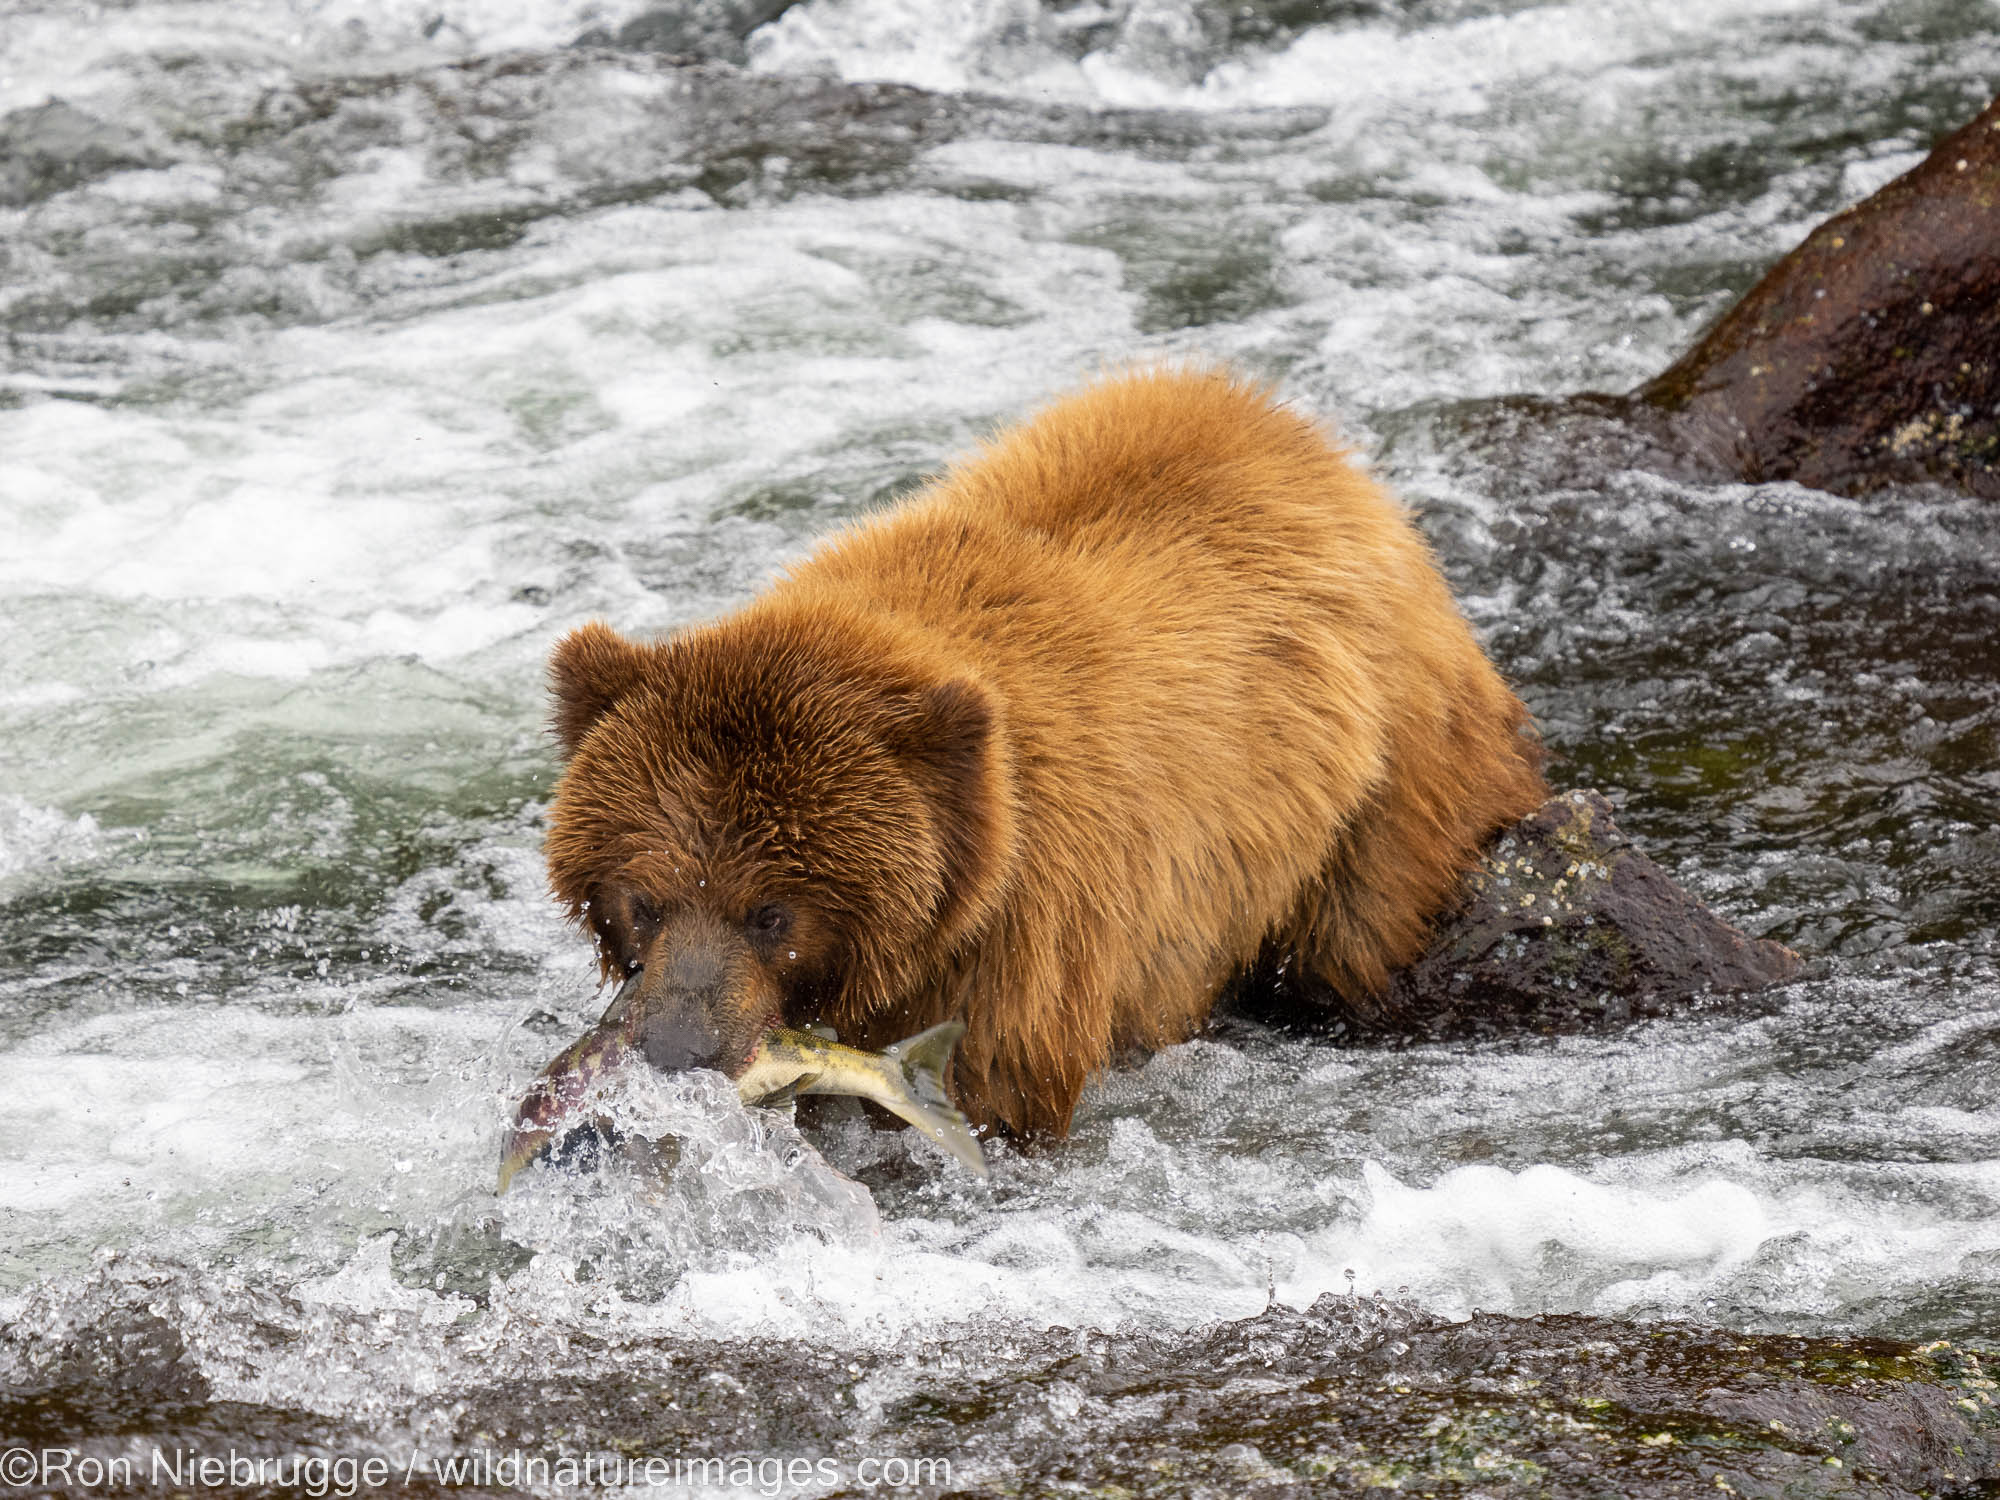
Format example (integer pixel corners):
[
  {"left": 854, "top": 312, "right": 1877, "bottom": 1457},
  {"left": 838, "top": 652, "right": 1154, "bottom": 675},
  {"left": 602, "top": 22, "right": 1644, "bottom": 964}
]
[
  {"left": 496, "top": 1022, "right": 633, "bottom": 1194},
  {"left": 735, "top": 1020, "right": 988, "bottom": 1178},
  {"left": 497, "top": 1015, "right": 986, "bottom": 1192}
]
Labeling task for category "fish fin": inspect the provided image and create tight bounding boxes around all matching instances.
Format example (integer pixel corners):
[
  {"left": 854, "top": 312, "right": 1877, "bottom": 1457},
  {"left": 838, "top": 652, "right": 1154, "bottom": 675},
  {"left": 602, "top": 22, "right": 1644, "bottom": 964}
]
[
  {"left": 880, "top": 1021, "right": 987, "bottom": 1179},
  {"left": 748, "top": 1073, "right": 821, "bottom": 1108},
  {"left": 804, "top": 1022, "right": 840, "bottom": 1042},
  {"left": 496, "top": 1133, "right": 549, "bottom": 1195}
]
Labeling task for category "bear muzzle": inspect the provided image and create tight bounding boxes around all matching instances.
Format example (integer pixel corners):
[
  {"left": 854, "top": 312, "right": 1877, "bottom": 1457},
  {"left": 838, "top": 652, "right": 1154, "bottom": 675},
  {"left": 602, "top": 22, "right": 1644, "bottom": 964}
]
[{"left": 611, "top": 909, "right": 779, "bottom": 1078}]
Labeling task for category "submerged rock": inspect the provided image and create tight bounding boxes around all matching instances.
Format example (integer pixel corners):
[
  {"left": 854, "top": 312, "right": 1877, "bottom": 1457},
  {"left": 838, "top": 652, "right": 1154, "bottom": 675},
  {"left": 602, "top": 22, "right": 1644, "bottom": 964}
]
[
  {"left": 863, "top": 1299, "right": 2000, "bottom": 1498},
  {"left": 572, "top": 1, "right": 804, "bottom": 65},
  {"left": 1387, "top": 789, "right": 1802, "bottom": 1036},
  {"left": 0, "top": 101, "right": 160, "bottom": 207},
  {"left": 903, "top": 1301, "right": 2000, "bottom": 1499},
  {"left": 6, "top": 1269, "right": 1993, "bottom": 1499}
]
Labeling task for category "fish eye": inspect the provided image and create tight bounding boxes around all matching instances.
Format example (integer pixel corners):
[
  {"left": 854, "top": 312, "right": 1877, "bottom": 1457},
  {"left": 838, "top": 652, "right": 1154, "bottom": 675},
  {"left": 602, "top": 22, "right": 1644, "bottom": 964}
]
[{"left": 746, "top": 902, "right": 792, "bottom": 941}]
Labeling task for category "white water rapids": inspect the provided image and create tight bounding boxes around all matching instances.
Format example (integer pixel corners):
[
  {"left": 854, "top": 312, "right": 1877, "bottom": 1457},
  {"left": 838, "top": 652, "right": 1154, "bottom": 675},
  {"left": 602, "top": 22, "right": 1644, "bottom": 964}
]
[{"left": 1, "top": 0, "right": 1997, "bottom": 1484}]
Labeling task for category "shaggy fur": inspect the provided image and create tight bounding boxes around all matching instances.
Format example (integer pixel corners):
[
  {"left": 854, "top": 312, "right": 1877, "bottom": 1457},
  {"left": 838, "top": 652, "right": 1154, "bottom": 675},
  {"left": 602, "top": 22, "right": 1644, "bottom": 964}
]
[{"left": 546, "top": 369, "right": 1545, "bottom": 1138}]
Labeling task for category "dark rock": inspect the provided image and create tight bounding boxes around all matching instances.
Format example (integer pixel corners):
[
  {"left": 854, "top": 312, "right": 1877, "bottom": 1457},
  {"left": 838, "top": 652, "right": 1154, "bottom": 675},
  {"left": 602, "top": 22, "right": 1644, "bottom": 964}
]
[
  {"left": 0, "top": 101, "right": 161, "bottom": 207},
  {"left": 1480, "top": 93, "right": 2000, "bottom": 500},
  {"left": 1632, "top": 92, "right": 2000, "bottom": 499},
  {"left": 1384, "top": 790, "right": 1801, "bottom": 1036},
  {"left": 517, "top": 1299, "right": 1992, "bottom": 1500},
  {"left": 14, "top": 1266, "right": 1991, "bottom": 1500},
  {"left": 1298, "top": 1309, "right": 2000, "bottom": 1500}
]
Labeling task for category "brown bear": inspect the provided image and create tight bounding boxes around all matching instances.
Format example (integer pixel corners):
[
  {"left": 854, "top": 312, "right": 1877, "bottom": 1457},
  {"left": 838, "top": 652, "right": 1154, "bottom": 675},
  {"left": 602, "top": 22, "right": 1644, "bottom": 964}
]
[{"left": 543, "top": 369, "right": 1545, "bottom": 1140}]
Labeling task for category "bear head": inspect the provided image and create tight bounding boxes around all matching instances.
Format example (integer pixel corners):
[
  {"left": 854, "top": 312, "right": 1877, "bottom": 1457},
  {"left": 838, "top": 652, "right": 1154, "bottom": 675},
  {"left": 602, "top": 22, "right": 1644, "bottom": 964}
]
[{"left": 543, "top": 612, "right": 1013, "bottom": 1079}]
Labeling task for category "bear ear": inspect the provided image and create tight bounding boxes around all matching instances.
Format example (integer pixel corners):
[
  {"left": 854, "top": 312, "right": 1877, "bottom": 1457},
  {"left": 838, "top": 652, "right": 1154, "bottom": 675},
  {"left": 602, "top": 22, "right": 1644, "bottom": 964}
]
[
  {"left": 549, "top": 621, "right": 654, "bottom": 757},
  {"left": 890, "top": 678, "right": 1014, "bottom": 937},
  {"left": 895, "top": 678, "right": 995, "bottom": 770}
]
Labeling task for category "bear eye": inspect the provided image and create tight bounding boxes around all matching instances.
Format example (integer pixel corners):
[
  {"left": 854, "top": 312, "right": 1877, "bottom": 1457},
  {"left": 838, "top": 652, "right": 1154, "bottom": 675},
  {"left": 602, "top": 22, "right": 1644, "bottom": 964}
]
[
  {"left": 746, "top": 903, "right": 792, "bottom": 941},
  {"left": 592, "top": 887, "right": 660, "bottom": 975}
]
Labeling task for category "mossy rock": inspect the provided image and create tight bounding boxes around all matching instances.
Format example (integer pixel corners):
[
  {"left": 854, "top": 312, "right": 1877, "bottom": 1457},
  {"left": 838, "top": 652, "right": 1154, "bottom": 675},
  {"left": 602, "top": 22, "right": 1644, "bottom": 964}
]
[{"left": 1381, "top": 789, "right": 1801, "bottom": 1038}]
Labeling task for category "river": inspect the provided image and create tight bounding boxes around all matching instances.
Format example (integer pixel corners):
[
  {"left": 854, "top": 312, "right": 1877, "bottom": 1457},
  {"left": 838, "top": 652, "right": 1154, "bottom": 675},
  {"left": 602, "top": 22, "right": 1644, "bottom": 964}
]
[{"left": 2, "top": 0, "right": 1997, "bottom": 1492}]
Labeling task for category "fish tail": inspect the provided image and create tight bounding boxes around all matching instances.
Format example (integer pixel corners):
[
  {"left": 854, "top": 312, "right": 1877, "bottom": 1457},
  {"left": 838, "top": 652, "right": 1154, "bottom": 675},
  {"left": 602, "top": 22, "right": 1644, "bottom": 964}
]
[{"left": 881, "top": 1021, "right": 988, "bottom": 1178}]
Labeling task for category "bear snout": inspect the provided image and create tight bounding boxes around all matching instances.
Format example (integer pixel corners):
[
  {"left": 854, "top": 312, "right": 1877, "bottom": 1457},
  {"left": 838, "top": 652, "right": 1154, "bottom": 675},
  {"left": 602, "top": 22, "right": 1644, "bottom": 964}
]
[
  {"left": 623, "top": 909, "right": 778, "bottom": 1078},
  {"left": 634, "top": 1008, "right": 726, "bottom": 1073}
]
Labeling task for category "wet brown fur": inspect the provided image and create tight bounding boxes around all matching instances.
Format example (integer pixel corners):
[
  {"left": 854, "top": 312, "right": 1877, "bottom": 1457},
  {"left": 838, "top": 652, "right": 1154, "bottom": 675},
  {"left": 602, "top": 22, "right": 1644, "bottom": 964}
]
[{"left": 545, "top": 369, "right": 1545, "bottom": 1138}]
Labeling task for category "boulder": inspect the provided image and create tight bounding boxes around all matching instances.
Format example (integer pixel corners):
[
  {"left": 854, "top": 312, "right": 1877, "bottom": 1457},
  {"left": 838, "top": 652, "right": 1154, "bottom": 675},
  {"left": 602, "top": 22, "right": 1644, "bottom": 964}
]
[
  {"left": 1389, "top": 790, "right": 1801, "bottom": 1036},
  {"left": 1634, "top": 92, "right": 2000, "bottom": 498}
]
